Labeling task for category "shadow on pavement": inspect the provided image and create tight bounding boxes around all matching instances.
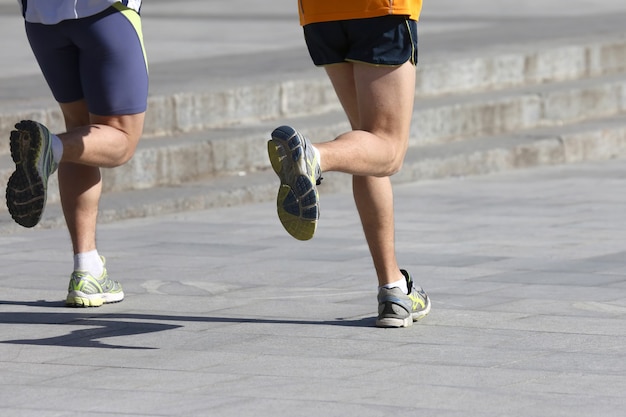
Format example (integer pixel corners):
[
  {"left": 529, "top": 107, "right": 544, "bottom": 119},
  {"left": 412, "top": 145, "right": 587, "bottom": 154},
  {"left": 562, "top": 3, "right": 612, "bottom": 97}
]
[{"left": 0, "top": 299, "right": 376, "bottom": 349}]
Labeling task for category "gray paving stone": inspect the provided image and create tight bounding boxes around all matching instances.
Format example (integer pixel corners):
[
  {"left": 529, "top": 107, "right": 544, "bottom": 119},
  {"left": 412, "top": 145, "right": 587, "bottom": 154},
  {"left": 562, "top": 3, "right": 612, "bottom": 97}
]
[{"left": 2, "top": 1, "right": 626, "bottom": 416}]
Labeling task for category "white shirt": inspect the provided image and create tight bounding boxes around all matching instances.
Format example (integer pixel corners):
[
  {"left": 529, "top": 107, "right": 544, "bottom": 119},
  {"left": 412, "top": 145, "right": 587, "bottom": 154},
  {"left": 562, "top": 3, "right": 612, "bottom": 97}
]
[{"left": 18, "top": 0, "right": 142, "bottom": 24}]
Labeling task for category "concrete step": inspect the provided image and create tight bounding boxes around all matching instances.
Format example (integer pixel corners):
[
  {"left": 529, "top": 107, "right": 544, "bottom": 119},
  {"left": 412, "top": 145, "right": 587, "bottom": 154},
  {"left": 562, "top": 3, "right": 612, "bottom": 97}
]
[
  {"left": 1, "top": 113, "right": 625, "bottom": 234},
  {"left": 1, "top": 35, "right": 625, "bottom": 145},
  {"left": 1, "top": 35, "right": 625, "bottom": 233},
  {"left": 1, "top": 69, "right": 624, "bottom": 199}
]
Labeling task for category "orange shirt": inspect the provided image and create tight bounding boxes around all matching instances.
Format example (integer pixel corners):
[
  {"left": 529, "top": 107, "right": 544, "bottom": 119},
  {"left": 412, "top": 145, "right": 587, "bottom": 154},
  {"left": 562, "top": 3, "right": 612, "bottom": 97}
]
[{"left": 298, "top": 0, "right": 423, "bottom": 26}]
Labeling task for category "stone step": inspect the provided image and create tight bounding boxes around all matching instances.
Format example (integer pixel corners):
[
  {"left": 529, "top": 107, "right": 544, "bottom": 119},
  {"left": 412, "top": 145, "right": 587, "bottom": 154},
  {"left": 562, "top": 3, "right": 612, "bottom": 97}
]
[
  {"left": 1, "top": 35, "right": 625, "bottom": 146},
  {"left": 1, "top": 35, "right": 625, "bottom": 233},
  {"left": 1, "top": 113, "right": 624, "bottom": 234},
  {"left": 1, "top": 69, "right": 624, "bottom": 199}
]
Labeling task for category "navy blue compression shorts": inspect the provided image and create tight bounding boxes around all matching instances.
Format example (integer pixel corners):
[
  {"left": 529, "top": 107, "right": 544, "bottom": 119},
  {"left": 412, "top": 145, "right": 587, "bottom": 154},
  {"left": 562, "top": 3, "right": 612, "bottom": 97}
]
[
  {"left": 24, "top": 3, "right": 148, "bottom": 116},
  {"left": 303, "top": 15, "right": 418, "bottom": 67}
]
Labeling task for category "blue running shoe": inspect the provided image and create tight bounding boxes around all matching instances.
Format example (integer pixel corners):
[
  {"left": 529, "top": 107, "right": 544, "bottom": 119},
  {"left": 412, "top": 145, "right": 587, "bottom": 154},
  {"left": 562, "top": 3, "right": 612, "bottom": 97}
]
[
  {"left": 6, "top": 120, "right": 58, "bottom": 228},
  {"left": 267, "top": 125, "right": 321, "bottom": 241},
  {"left": 376, "top": 270, "right": 431, "bottom": 328}
]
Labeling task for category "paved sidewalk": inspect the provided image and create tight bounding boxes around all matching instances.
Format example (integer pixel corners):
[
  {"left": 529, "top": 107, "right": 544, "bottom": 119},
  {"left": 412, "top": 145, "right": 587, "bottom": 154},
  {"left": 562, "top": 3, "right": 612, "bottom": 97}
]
[
  {"left": 1, "top": 1, "right": 626, "bottom": 415},
  {"left": 1, "top": 158, "right": 626, "bottom": 416}
]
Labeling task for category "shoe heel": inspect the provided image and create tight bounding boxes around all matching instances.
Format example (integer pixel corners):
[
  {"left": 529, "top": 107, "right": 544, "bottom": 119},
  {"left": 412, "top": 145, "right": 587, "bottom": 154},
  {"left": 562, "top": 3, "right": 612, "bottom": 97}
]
[{"left": 267, "top": 140, "right": 285, "bottom": 175}]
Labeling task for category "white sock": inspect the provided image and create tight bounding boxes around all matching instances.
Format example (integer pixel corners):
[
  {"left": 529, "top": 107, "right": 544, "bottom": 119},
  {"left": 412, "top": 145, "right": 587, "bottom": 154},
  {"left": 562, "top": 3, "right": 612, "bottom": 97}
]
[
  {"left": 380, "top": 277, "right": 409, "bottom": 294},
  {"left": 74, "top": 250, "right": 103, "bottom": 277},
  {"left": 312, "top": 144, "right": 321, "bottom": 169},
  {"left": 50, "top": 134, "right": 63, "bottom": 164}
]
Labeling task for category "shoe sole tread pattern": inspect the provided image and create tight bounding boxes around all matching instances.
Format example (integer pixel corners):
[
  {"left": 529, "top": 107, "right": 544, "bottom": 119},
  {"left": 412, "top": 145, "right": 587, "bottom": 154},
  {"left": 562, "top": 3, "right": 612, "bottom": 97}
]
[
  {"left": 268, "top": 127, "right": 319, "bottom": 241},
  {"left": 5, "top": 121, "right": 49, "bottom": 228}
]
